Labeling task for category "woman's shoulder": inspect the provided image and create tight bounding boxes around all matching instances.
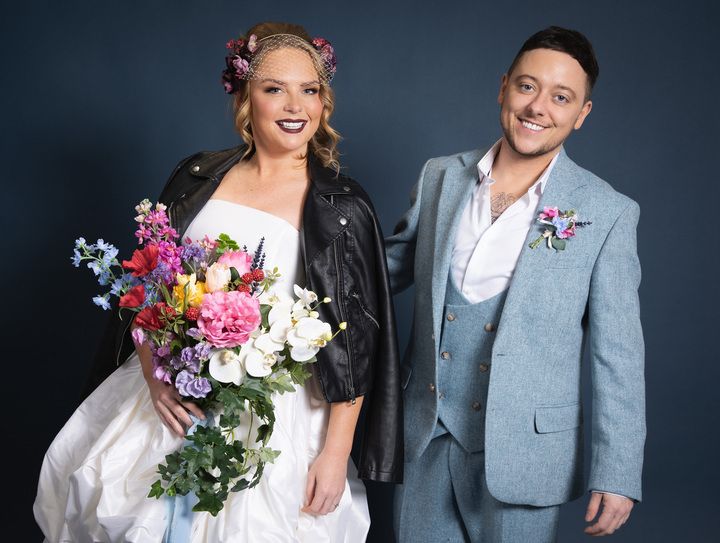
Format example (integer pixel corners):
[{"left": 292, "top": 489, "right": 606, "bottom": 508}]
[{"left": 159, "top": 146, "right": 246, "bottom": 200}]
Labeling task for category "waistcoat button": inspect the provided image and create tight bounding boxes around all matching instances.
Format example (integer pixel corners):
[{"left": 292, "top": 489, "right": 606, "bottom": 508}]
[
  {"left": 428, "top": 383, "right": 435, "bottom": 392},
  {"left": 471, "top": 401, "right": 482, "bottom": 411},
  {"left": 446, "top": 313, "right": 455, "bottom": 321},
  {"left": 479, "top": 363, "right": 490, "bottom": 372},
  {"left": 484, "top": 323, "right": 496, "bottom": 332},
  {"left": 440, "top": 351, "right": 451, "bottom": 360},
  {"left": 339, "top": 217, "right": 348, "bottom": 226}
]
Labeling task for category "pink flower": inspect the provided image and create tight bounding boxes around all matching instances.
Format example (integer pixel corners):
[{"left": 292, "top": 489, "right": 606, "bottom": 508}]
[
  {"left": 556, "top": 224, "right": 577, "bottom": 239},
  {"left": 538, "top": 206, "right": 559, "bottom": 220},
  {"left": 218, "top": 250, "right": 253, "bottom": 275},
  {"left": 198, "top": 290, "right": 261, "bottom": 348}
]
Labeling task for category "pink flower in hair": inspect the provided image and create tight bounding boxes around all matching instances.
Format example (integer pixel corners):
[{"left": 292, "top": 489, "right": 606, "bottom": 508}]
[
  {"left": 247, "top": 34, "right": 258, "bottom": 53},
  {"left": 198, "top": 290, "right": 261, "bottom": 348}
]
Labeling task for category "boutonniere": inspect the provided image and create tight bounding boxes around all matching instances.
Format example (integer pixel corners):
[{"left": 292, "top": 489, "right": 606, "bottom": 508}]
[{"left": 529, "top": 206, "right": 591, "bottom": 251}]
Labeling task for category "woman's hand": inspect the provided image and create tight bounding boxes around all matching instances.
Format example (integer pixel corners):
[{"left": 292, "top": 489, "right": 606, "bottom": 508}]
[
  {"left": 301, "top": 448, "right": 348, "bottom": 516},
  {"left": 301, "top": 396, "right": 364, "bottom": 515},
  {"left": 133, "top": 323, "right": 204, "bottom": 438},
  {"left": 145, "top": 376, "right": 205, "bottom": 438}
]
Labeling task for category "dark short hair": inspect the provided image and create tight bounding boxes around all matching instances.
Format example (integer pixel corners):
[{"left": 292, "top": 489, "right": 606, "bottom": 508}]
[{"left": 507, "top": 26, "right": 599, "bottom": 100}]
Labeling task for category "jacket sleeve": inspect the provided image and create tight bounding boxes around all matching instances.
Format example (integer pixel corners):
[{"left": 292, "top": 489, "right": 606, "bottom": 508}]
[
  {"left": 356, "top": 198, "right": 404, "bottom": 484},
  {"left": 587, "top": 200, "right": 646, "bottom": 501},
  {"left": 384, "top": 159, "right": 431, "bottom": 294}
]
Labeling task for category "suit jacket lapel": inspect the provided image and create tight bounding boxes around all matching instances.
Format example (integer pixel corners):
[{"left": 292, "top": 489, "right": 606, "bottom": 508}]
[
  {"left": 431, "top": 156, "right": 479, "bottom": 341},
  {"left": 495, "top": 149, "right": 588, "bottom": 350}
]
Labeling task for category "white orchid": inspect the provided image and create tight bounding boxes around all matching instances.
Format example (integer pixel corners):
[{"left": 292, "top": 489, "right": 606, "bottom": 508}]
[
  {"left": 293, "top": 284, "right": 318, "bottom": 307},
  {"left": 241, "top": 333, "right": 284, "bottom": 377},
  {"left": 287, "top": 317, "right": 333, "bottom": 362},
  {"left": 208, "top": 349, "right": 245, "bottom": 385}
]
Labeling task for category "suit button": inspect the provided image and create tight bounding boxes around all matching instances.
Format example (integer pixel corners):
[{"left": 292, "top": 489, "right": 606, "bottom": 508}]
[
  {"left": 446, "top": 313, "right": 455, "bottom": 321},
  {"left": 339, "top": 217, "right": 348, "bottom": 226},
  {"left": 479, "top": 363, "right": 490, "bottom": 372},
  {"left": 484, "top": 323, "right": 496, "bottom": 332},
  {"left": 472, "top": 401, "right": 482, "bottom": 411},
  {"left": 191, "top": 165, "right": 200, "bottom": 173},
  {"left": 438, "top": 392, "right": 445, "bottom": 400},
  {"left": 343, "top": 185, "right": 351, "bottom": 192},
  {"left": 440, "top": 351, "right": 451, "bottom": 360},
  {"left": 428, "top": 383, "right": 435, "bottom": 392}
]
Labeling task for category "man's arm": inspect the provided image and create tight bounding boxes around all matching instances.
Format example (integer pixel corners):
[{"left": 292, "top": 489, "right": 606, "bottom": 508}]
[
  {"left": 585, "top": 200, "right": 646, "bottom": 535},
  {"left": 384, "top": 160, "right": 431, "bottom": 294}
]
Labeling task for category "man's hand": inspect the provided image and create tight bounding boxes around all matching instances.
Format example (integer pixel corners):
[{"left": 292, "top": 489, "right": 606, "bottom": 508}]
[{"left": 584, "top": 492, "right": 634, "bottom": 536}]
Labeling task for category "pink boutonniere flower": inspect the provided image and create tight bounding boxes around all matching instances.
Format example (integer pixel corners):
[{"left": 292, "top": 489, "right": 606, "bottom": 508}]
[{"left": 529, "top": 206, "right": 591, "bottom": 251}]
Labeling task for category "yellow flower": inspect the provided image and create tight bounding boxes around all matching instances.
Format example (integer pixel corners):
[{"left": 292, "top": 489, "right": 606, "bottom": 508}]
[{"left": 172, "top": 273, "right": 206, "bottom": 310}]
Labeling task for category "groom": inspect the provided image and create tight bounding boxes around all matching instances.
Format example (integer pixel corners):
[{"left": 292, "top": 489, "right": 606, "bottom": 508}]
[{"left": 387, "top": 27, "right": 645, "bottom": 541}]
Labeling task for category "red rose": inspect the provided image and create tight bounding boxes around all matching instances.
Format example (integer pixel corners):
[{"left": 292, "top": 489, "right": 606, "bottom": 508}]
[
  {"left": 122, "top": 244, "right": 159, "bottom": 277},
  {"left": 119, "top": 284, "right": 145, "bottom": 308}
]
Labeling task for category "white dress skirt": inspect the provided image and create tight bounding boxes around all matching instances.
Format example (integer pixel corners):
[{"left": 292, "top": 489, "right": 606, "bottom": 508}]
[{"left": 34, "top": 199, "right": 370, "bottom": 542}]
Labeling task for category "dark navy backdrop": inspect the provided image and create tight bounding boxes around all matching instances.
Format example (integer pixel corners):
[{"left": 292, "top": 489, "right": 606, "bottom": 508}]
[{"left": 4, "top": 0, "right": 718, "bottom": 541}]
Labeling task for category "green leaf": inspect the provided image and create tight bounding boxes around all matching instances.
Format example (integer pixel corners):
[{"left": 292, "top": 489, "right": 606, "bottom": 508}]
[
  {"left": 551, "top": 238, "right": 567, "bottom": 251},
  {"left": 148, "top": 480, "right": 165, "bottom": 499}
]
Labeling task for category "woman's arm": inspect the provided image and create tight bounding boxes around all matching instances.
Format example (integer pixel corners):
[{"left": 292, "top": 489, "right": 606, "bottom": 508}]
[
  {"left": 133, "top": 326, "right": 205, "bottom": 438},
  {"left": 301, "top": 396, "right": 364, "bottom": 515}
]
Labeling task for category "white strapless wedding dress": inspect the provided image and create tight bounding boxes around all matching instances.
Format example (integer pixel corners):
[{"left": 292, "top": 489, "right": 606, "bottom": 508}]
[{"left": 34, "top": 199, "right": 370, "bottom": 542}]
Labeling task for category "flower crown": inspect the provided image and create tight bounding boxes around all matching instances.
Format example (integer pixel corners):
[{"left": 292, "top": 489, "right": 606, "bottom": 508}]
[{"left": 221, "top": 33, "right": 337, "bottom": 94}]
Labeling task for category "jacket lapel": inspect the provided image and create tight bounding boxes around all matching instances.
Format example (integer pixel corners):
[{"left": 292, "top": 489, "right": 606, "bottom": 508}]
[
  {"left": 302, "top": 157, "right": 350, "bottom": 266},
  {"left": 494, "top": 149, "right": 588, "bottom": 350},
  {"left": 430, "top": 155, "right": 479, "bottom": 341}
]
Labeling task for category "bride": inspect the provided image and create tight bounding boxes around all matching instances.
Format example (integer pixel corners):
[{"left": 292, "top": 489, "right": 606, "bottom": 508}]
[{"left": 35, "top": 21, "right": 402, "bottom": 542}]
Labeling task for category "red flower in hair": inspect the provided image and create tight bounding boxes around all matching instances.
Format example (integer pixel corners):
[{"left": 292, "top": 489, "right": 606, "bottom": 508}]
[{"left": 122, "top": 244, "right": 159, "bottom": 277}]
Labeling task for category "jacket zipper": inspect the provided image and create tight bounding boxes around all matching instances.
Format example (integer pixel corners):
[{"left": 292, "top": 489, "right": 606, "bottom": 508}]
[
  {"left": 350, "top": 292, "right": 379, "bottom": 329},
  {"left": 331, "top": 195, "right": 356, "bottom": 404}
]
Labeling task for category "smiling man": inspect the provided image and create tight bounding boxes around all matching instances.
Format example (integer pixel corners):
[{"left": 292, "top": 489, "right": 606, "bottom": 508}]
[{"left": 387, "top": 27, "right": 645, "bottom": 542}]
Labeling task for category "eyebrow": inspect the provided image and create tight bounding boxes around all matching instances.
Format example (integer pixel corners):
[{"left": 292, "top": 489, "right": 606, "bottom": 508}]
[
  {"left": 514, "top": 74, "right": 578, "bottom": 98},
  {"left": 258, "top": 78, "right": 321, "bottom": 87}
]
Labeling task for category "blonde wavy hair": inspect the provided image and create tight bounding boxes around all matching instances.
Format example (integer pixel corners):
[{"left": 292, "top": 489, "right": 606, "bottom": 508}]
[{"left": 231, "top": 22, "right": 341, "bottom": 172}]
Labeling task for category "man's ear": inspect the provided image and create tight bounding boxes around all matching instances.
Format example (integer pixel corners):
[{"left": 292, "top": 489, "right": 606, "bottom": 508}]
[
  {"left": 497, "top": 74, "right": 509, "bottom": 105},
  {"left": 574, "top": 100, "right": 593, "bottom": 130}
]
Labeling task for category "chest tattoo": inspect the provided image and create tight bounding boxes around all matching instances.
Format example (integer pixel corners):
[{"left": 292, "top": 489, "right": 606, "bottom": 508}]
[{"left": 490, "top": 192, "right": 517, "bottom": 223}]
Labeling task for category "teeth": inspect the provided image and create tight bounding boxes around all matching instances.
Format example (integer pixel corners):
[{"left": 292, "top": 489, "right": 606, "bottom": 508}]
[
  {"left": 279, "top": 121, "right": 304, "bottom": 129},
  {"left": 522, "top": 120, "right": 545, "bottom": 131}
]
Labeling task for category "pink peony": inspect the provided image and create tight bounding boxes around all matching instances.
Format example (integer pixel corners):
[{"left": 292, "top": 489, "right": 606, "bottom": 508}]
[
  {"left": 198, "top": 290, "right": 261, "bottom": 348},
  {"left": 218, "top": 250, "right": 253, "bottom": 275}
]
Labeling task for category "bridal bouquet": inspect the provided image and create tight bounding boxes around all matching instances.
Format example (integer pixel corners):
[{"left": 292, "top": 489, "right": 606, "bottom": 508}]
[{"left": 72, "top": 199, "right": 344, "bottom": 515}]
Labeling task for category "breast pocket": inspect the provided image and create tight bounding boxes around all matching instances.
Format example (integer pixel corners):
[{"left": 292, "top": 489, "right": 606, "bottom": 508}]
[{"left": 543, "top": 255, "right": 589, "bottom": 269}]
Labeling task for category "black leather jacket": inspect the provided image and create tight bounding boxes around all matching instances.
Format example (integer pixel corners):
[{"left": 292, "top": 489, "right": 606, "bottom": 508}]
[{"left": 87, "top": 146, "right": 403, "bottom": 483}]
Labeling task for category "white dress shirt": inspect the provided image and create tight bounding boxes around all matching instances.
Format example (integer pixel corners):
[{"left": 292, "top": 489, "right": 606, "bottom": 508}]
[{"left": 450, "top": 141, "right": 559, "bottom": 302}]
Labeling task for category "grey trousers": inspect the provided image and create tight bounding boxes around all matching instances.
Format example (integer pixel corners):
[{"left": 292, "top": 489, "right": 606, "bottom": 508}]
[{"left": 394, "top": 431, "right": 560, "bottom": 543}]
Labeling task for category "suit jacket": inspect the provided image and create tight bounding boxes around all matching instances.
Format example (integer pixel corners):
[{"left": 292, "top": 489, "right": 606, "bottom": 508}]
[{"left": 386, "top": 147, "right": 645, "bottom": 506}]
